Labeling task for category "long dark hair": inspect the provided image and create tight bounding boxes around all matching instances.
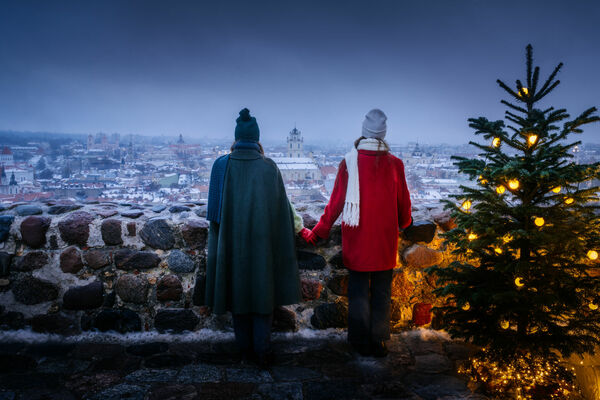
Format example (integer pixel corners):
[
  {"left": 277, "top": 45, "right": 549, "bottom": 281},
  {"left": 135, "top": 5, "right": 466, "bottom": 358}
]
[
  {"left": 230, "top": 140, "right": 265, "bottom": 155},
  {"left": 354, "top": 136, "right": 390, "bottom": 152}
]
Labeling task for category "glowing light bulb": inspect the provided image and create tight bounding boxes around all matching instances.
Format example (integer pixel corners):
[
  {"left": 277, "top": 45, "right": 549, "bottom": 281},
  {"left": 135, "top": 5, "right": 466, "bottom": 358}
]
[
  {"left": 588, "top": 250, "right": 598, "bottom": 261},
  {"left": 468, "top": 233, "right": 478, "bottom": 241},
  {"left": 500, "top": 320, "right": 510, "bottom": 329},
  {"left": 494, "top": 247, "right": 503, "bottom": 255},
  {"left": 514, "top": 277, "right": 525, "bottom": 287},
  {"left": 479, "top": 175, "right": 488, "bottom": 185},
  {"left": 528, "top": 134, "right": 538, "bottom": 146},
  {"left": 502, "top": 234, "right": 513, "bottom": 243},
  {"left": 492, "top": 137, "right": 501, "bottom": 148},
  {"left": 519, "top": 87, "right": 529, "bottom": 96},
  {"left": 496, "top": 185, "right": 506, "bottom": 194},
  {"left": 552, "top": 186, "right": 561, "bottom": 193},
  {"left": 462, "top": 302, "right": 471, "bottom": 311},
  {"left": 589, "top": 303, "right": 599, "bottom": 311},
  {"left": 508, "top": 179, "right": 520, "bottom": 190},
  {"left": 534, "top": 217, "right": 545, "bottom": 227},
  {"left": 461, "top": 200, "right": 472, "bottom": 211},
  {"left": 565, "top": 197, "right": 574, "bottom": 205}
]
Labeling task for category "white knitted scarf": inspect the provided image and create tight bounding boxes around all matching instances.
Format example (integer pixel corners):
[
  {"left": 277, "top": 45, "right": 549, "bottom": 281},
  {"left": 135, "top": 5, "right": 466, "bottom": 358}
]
[{"left": 343, "top": 138, "right": 386, "bottom": 227}]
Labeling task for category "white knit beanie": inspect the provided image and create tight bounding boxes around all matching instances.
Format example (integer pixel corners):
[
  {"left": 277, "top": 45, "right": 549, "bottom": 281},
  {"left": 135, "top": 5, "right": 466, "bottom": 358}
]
[{"left": 362, "top": 109, "right": 387, "bottom": 139}]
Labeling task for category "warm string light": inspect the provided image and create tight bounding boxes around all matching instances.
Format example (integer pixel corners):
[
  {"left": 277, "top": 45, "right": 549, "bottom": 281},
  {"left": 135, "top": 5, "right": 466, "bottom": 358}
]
[
  {"left": 502, "top": 234, "right": 513, "bottom": 243},
  {"left": 588, "top": 303, "right": 598, "bottom": 311},
  {"left": 496, "top": 185, "right": 506, "bottom": 194},
  {"left": 500, "top": 320, "right": 510, "bottom": 329},
  {"left": 534, "top": 217, "right": 545, "bottom": 227},
  {"left": 461, "top": 302, "right": 471, "bottom": 311},
  {"left": 468, "top": 233, "right": 478, "bottom": 241},
  {"left": 459, "top": 351, "right": 578, "bottom": 400},
  {"left": 492, "top": 137, "right": 501, "bottom": 147},
  {"left": 588, "top": 250, "right": 598, "bottom": 260},
  {"left": 494, "top": 247, "right": 503, "bottom": 254},
  {"left": 527, "top": 134, "right": 538, "bottom": 146},
  {"left": 564, "top": 197, "right": 574, "bottom": 205},
  {"left": 508, "top": 179, "right": 520, "bottom": 190},
  {"left": 519, "top": 87, "right": 529, "bottom": 96},
  {"left": 461, "top": 200, "right": 472, "bottom": 211},
  {"left": 552, "top": 186, "right": 561, "bottom": 193}
]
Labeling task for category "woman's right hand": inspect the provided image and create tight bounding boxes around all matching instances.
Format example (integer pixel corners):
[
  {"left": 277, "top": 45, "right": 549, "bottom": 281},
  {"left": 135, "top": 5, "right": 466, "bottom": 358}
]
[{"left": 300, "top": 228, "right": 318, "bottom": 245}]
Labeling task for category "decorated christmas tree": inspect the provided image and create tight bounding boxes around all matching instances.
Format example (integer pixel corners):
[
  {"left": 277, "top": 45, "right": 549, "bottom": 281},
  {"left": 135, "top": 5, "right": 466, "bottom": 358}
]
[{"left": 428, "top": 45, "right": 600, "bottom": 399}]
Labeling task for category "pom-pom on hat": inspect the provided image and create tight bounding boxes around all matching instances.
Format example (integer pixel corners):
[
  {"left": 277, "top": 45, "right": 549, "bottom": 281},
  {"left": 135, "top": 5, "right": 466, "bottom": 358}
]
[
  {"left": 234, "top": 108, "right": 260, "bottom": 142},
  {"left": 362, "top": 109, "right": 387, "bottom": 139}
]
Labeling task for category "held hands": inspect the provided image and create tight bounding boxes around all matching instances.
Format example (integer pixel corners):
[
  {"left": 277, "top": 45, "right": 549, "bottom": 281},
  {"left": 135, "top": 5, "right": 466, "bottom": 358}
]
[{"left": 300, "top": 228, "right": 318, "bottom": 245}]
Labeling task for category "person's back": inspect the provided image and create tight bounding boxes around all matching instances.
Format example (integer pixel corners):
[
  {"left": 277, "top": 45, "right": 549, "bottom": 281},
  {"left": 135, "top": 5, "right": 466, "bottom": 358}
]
[{"left": 205, "top": 108, "right": 301, "bottom": 365}]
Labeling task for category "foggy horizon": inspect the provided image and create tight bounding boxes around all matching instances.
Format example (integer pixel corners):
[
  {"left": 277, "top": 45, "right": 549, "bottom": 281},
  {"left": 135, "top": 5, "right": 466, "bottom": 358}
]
[{"left": 1, "top": 0, "right": 599, "bottom": 144}]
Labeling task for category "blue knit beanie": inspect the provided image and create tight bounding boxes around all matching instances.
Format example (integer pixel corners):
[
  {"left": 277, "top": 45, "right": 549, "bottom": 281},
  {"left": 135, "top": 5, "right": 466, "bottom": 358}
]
[{"left": 234, "top": 108, "right": 260, "bottom": 142}]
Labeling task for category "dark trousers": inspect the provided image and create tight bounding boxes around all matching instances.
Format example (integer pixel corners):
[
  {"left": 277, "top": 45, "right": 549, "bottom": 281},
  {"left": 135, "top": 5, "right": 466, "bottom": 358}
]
[
  {"left": 232, "top": 313, "right": 273, "bottom": 355},
  {"left": 347, "top": 269, "right": 393, "bottom": 345}
]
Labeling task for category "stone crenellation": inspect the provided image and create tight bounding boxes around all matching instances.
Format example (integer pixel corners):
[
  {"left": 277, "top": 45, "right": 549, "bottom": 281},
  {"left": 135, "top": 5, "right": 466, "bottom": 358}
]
[{"left": 0, "top": 199, "right": 456, "bottom": 336}]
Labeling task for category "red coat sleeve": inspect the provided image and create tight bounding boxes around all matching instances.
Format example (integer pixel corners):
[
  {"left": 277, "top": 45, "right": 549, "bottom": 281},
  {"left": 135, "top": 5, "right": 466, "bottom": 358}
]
[
  {"left": 397, "top": 159, "right": 412, "bottom": 229},
  {"left": 313, "top": 159, "right": 348, "bottom": 239}
]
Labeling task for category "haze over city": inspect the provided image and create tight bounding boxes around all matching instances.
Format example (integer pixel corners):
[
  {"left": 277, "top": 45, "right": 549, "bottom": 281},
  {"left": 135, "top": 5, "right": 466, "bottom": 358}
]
[{"left": 1, "top": 0, "right": 599, "bottom": 144}]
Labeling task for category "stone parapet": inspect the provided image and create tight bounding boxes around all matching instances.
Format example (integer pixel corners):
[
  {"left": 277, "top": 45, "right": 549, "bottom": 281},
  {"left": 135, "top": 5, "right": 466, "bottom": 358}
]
[{"left": 0, "top": 199, "right": 454, "bottom": 336}]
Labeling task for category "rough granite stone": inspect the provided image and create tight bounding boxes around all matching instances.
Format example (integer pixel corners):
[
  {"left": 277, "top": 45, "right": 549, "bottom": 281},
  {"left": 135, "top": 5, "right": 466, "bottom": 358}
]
[
  {"left": 101, "top": 219, "right": 123, "bottom": 246},
  {"left": 93, "top": 308, "right": 142, "bottom": 333},
  {"left": 30, "top": 313, "right": 79, "bottom": 335},
  {"left": 121, "top": 211, "right": 144, "bottom": 219},
  {"left": 20, "top": 216, "right": 51, "bottom": 248},
  {"left": 115, "top": 274, "right": 148, "bottom": 304},
  {"left": 433, "top": 210, "right": 457, "bottom": 232},
  {"left": 48, "top": 204, "right": 82, "bottom": 215},
  {"left": 181, "top": 219, "right": 209, "bottom": 249},
  {"left": 14, "top": 251, "right": 48, "bottom": 272},
  {"left": 154, "top": 309, "right": 199, "bottom": 333},
  {"left": 12, "top": 277, "right": 59, "bottom": 305},
  {"left": 311, "top": 301, "right": 348, "bottom": 329},
  {"left": 0, "top": 215, "right": 14, "bottom": 242},
  {"left": 126, "top": 222, "right": 136, "bottom": 236},
  {"left": 0, "top": 252, "right": 12, "bottom": 277},
  {"left": 167, "top": 250, "right": 195, "bottom": 273},
  {"left": 84, "top": 249, "right": 112, "bottom": 269},
  {"left": 297, "top": 250, "right": 327, "bottom": 270},
  {"left": 403, "top": 245, "right": 443, "bottom": 269},
  {"left": 95, "top": 209, "right": 118, "bottom": 218},
  {"left": 156, "top": 275, "right": 183, "bottom": 302},
  {"left": 140, "top": 219, "right": 176, "bottom": 250},
  {"left": 63, "top": 280, "right": 104, "bottom": 310},
  {"left": 301, "top": 278, "right": 322, "bottom": 301},
  {"left": 328, "top": 250, "right": 345, "bottom": 269},
  {"left": 151, "top": 205, "right": 167, "bottom": 213},
  {"left": 169, "top": 205, "right": 191, "bottom": 213},
  {"left": 14, "top": 204, "right": 43, "bottom": 216},
  {"left": 272, "top": 306, "right": 297, "bottom": 332},
  {"left": 192, "top": 274, "right": 205, "bottom": 306},
  {"left": 0, "top": 311, "right": 25, "bottom": 330},
  {"left": 60, "top": 246, "right": 84, "bottom": 274},
  {"left": 327, "top": 274, "right": 349, "bottom": 296},
  {"left": 58, "top": 211, "right": 94, "bottom": 246},
  {"left": 403, "top": 220, "right": 437, "bottom": 243},
  {"left": 114, "top": 249, "right": 160, "bottom": 270}
]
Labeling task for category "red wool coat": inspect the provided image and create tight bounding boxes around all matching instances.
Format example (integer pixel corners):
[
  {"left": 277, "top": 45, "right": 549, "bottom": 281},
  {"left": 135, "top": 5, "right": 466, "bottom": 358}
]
[{"left": 313, "top": 150, "right": 412, "bottom": 272}]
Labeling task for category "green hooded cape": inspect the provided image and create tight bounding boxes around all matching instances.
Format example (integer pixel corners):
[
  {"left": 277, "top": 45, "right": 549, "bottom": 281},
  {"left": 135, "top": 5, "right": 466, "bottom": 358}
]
[{"left": 205, "top": 148, "right": 301, "bottom": 314}]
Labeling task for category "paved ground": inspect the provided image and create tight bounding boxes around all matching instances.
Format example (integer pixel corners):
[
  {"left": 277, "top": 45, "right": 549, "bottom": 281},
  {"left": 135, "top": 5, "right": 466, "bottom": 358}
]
[{"left": 0, "top": 330, "right": 488, "bottom": 400}]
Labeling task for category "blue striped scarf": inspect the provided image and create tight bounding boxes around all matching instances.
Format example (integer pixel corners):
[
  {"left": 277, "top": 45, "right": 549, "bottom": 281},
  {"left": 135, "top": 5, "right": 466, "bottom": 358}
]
[{"left": 206, "top": 141, "right": 261, "bottom": 223}]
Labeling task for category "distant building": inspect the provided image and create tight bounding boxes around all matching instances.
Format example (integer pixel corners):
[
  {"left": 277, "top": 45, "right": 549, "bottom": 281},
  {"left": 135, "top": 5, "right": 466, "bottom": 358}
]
[
  {"left": 273, "top": 127, "right": 319, "bottom": 183},
  {"left": 0, "top": 147, "right": 13, "bottom": 164}
]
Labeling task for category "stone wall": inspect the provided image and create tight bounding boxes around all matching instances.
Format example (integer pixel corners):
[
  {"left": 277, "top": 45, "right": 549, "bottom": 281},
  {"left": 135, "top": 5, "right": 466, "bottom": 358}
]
[{"left": 0, "top": 199, "right": 455, "bottom": 336}]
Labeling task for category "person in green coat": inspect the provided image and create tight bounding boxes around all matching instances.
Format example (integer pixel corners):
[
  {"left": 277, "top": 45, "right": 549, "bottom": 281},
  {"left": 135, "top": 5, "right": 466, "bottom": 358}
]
[{"left": 205, "top": 108, "right": 303, "bottom": 365}]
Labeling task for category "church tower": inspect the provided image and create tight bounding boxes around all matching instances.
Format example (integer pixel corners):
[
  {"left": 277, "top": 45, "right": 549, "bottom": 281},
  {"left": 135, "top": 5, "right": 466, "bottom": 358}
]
[{"left": 287, "top": 127, "right": 304, "bottom": 158}]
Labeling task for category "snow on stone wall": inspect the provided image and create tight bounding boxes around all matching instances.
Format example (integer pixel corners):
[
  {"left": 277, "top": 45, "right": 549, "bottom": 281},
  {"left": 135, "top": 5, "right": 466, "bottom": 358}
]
[{"left": 0, "top": 199, "right": 456, "bottom": 336}]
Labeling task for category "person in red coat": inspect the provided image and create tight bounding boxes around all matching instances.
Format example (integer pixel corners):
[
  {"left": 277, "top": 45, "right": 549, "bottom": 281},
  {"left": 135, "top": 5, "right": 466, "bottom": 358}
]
[{"left": 304, "top": 109, "right": 412, "bottom": 357}]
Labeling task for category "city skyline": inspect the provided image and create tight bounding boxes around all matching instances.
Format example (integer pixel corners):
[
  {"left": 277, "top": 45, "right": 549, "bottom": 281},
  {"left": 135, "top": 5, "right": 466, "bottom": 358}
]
[{"left": 1, "top": 0, "right": 599, "bottom": 144}]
